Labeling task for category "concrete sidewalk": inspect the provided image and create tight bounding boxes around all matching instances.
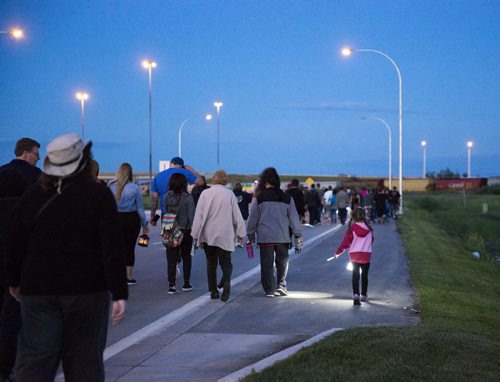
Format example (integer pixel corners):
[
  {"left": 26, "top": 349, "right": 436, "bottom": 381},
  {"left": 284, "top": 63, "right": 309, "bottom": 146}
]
[{"left": 103, "top": 219, "right": 419, "bottom": 381}]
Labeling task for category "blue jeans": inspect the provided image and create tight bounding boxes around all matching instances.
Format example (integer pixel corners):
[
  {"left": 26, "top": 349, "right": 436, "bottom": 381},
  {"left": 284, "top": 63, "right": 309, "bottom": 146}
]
[
  {"left": 259, "top": 244, "right": 289, "bottom": 294},
  {"left": 16, "top": 293, "right": 110, "bottom": 382}
]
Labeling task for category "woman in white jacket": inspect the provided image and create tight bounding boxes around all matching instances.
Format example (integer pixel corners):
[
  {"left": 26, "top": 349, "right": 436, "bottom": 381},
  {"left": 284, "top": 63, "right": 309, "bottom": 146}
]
[{"left": 191, "top": 170, "right": 245, "bottom": 302}]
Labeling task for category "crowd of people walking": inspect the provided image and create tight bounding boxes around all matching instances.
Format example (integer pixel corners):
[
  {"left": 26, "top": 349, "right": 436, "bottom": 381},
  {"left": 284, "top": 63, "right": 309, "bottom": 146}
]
[{"left": 0, "top": 132, "right": 400, "bottom": 381}]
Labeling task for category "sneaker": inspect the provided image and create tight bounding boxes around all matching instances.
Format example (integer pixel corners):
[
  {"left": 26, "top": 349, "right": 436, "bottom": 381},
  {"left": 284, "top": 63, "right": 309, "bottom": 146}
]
[
  {"left": 182, "top": 283, "right": 193, "bottom": 292},
  {"left": 168, "top": 285, "right": 176, "bottom": 295},
  {"left": 360, "top": 294, "right": 368, "bottom": 302},
  {"left": 127, "top": 278, "right": 137, "bottom": 285},
  {"left": 175, "top": 266, "right": 180, "bottom": 280},
  {"left": 210, "top": 292, "right": 220, "bottom": 300},
  {"left": 353, "top": 294, "right": 361, "bottom": 305},
  {"left": 265, "top": 293, "right": 275, "bottom": 298},
  {"left": 235, "top": 242, "right": 243, "bottom": 248},
  {"left": 276, "top": 285, "right": 288, "bottom": 296},
  {"left": 221, "top": 283, "right": 230, "bottom": 302}
]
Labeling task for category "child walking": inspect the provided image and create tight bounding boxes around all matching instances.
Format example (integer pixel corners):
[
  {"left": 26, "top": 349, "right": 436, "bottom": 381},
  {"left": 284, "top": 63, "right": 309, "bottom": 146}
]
[{"left": 334, "top": 207, "right": 374, "bottom": 305}]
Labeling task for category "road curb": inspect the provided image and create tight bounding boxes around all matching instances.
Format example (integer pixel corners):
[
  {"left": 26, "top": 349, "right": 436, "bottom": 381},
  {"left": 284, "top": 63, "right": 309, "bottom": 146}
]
[{"left": 218, "top": 327, "right": 344, "bottom": 382}]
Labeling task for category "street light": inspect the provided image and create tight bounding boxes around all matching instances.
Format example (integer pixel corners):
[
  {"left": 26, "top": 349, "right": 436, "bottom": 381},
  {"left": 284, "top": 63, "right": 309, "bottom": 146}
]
[
  {"left": 0, "top": 27, "right": 24, "bottom": 40},
  {"left": 342, "top": 46, "right": 403, "bottom": 214},
  {"left": 361, "top": 117, "right": 392, "bottom": 189},
  {"left": 178, "top": 114, "right": 213, "bottom": 157},
  {"left": 213, "top": 101, "right": 223, "bottom": 168},
  {"left": 467, "top": 140, "right": 473, "bottom": 178},
  {"left": 421, "top": 140, "right": 427, "bottom": 179},
  {"left": 75, "top": 92, "right": 89, "bottom": 140},
  {"left": 142, "top": 59, "right": 157, "bottom": 186}
]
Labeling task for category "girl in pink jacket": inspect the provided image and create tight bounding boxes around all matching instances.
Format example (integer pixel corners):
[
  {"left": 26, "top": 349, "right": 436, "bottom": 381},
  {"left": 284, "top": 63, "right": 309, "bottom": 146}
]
[{"left": 335, "top": 207, "right": 374, "bottom": 305}]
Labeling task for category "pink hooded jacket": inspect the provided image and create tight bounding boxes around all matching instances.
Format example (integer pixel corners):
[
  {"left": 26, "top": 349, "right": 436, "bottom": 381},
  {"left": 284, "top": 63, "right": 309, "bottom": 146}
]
[{"left": 335, "top": 222, "right": 374, "bottom": 263}]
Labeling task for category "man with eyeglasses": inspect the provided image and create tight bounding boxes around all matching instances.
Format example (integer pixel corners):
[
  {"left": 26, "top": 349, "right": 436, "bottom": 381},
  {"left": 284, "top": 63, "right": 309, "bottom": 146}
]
[{"left": 0, "top": 137, "right": 41, "bottom": 382}]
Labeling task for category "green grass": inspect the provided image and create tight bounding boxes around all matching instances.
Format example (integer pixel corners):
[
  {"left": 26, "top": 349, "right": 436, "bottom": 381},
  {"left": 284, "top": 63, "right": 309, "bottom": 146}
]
[{"left": 243, "top": 193, "right": 500, "bottom": 381}]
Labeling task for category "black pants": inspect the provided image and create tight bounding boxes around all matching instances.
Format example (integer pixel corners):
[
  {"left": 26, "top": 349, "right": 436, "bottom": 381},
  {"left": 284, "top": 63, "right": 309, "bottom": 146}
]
[
  {"left": 338, "top": 208, "right": 348, "bottom": 224},
  {"left": 16, "top": 293, "right": 110, "bottom": 382},
  {"left": 0, "top": 289, "right": 21, "bottom": 379},
  {"left": 203, "top": 244, "right": 232, "bottom": 294},
  {"left": 117, "top": 212, "right": 141, "bottom": 267},
  {"left": 352, "top": 262, "right": 370, "bottom": 296},
  {"left": 308, "top": 206, "right": 318, "bottom": 225},
  {"left": 166, "top": 229, "right": 193, "bottom": 286},
  {"left": 259, "top": 244, "right": 289, "bottom": 295}
]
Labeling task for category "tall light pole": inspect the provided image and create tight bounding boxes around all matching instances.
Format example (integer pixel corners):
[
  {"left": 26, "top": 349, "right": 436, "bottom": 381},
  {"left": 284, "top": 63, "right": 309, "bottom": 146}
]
[
  {"left": 0, "top": 27, "right": 24, "bottom": 40},
  {"left": 178, "top": 114, "right": 212, "bottom": 157},
  {"left": 361, "top": 117, "right": 392, "bottom": 189},
  {"left": 213, "top": 101, "right": 223, "bottom": 168},
  {"left": 75, "top": 92, "right": 89, "bottom": 140},
  {"left": 142, "top": 59, "right": 157, "bottom": 186},
  {"left": 467, "top": 140, "right": 473, "bottom": 178},
  {"left": 342, "top": 47, "right": 403, "bottom": 214},
  {"left": 421, "top": 140, "right": 427, "bottom": 179}
]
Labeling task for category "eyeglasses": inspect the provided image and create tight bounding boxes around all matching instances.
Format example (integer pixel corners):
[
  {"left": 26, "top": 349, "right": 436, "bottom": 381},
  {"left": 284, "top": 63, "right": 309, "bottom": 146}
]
[{"left": 30, "top": 151, "right": 40, "bottom": 159}]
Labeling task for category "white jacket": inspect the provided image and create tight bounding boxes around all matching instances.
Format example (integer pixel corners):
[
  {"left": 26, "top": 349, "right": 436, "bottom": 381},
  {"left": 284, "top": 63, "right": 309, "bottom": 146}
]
[{"left": 191, "top": 185, "right": 246, "bottom": 252}]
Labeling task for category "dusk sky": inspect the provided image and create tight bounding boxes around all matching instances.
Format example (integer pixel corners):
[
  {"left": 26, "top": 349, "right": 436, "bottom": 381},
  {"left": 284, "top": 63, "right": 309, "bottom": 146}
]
[{"left": 1, "top": 1, "right": 499, "bottom": 178}]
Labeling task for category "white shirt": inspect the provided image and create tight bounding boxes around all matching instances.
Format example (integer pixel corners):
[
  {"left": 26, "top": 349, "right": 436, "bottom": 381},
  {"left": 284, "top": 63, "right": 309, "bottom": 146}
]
[{"left": 191, "top": 185, "right": 246, "bottom": 252}]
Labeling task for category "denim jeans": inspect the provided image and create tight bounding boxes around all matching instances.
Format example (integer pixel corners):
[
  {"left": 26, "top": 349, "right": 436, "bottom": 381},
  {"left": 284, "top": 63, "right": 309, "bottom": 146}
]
[
  {"left": 352, "top": 262, "right": 370, "bottom": 296},
  {"left": 16, "top": 293, "right": 110, "bottom": 382},
  {"left": 259, "top": 244, "right": 289, "bottom": 294},
  {"left": 203, "top": 245, "right": 232, "bottom": 294},
  {"left": 0, "top": 290, "right": 21, "bottom": 379}
]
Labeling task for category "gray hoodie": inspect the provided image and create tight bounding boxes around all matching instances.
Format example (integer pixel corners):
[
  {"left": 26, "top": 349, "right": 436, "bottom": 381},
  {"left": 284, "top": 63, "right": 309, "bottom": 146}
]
[{"left": 164, "top": 191, "right": 195, "bottom": 229}]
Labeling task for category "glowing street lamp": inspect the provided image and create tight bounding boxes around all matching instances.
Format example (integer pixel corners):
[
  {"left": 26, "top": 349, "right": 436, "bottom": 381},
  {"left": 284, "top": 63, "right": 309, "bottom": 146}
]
[
  {"left": 214, "top": 101, "right": 223, "bottom": 168},
  {"left": 361, "top": 117, "right": 392, "bottom": 189},
  {"left": 142, "top": 59, "right": 157, "bottom": 186},
  {"left": 467, "top": 140, "right": 473, "bottom": 178},
  {"left": 421, "top": 140, "right": 427, "bottom": 179},
  {"left": 75, "top": 92, "right": 89, "bottom": 140},
  {"left": 342, "top": 46, "right": 403, "bottom": 213},
  {"left": 178, "top": 114, "right": 213, "bottom": 157},
  {"left": 0, "top": 27, "right": 24, "bottom": 40}
]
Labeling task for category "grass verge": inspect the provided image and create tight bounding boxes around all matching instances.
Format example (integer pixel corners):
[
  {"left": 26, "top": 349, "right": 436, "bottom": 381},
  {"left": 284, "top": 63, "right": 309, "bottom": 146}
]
[{"left": 243, "top": 194, "right": 500, "bottom": 381}]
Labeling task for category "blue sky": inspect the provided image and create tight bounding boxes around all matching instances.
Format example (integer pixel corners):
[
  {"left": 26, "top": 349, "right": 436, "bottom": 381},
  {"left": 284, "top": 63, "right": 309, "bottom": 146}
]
[{"left": 1, "top": 1, "right": 499, "bottom": 178}]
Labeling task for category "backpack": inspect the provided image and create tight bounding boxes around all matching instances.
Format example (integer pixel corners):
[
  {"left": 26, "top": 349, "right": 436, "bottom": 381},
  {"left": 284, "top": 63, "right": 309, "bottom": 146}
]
[{"left": 161, "top": 194, "right": 187, "bottom": 248}]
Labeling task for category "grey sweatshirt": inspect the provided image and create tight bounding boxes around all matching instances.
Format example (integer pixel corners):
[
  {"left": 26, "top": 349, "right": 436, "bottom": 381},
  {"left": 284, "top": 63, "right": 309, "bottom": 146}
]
[
  {"left": 247, "top": 187, "right": 302, "bottom": 244},
  {"left": 164, "top": 190, "right": 195, "bottom": 229}
]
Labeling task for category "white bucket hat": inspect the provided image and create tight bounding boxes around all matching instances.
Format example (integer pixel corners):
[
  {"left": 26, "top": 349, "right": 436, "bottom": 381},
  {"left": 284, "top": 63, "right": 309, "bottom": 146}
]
[{"left": 43, "top": 133, "right": 91, "bottom": 177}]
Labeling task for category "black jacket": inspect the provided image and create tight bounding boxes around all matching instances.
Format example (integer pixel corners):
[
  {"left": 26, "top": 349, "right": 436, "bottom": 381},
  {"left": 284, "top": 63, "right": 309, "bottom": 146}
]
[
  {"left": 285, "top": 187, "right": 305, "bottom": 217},
  {"left": 6, "top": 175, "right": 128, "bottom": 300}
]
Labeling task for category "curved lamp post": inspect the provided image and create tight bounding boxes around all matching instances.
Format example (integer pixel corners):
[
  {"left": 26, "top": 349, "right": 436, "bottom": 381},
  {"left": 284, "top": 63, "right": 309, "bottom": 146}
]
[
  {"left": 213, "top": 101, "right": 223, "bottom": 168},
  {"left": 421, "top": 140, "right": 427, "bottom": 179},
  {"left": 361, "top": 117, "right": 392, "bottom": 189},
  {"left": 467, "top": 140, "right": 473, "bottom": 178},
  {"left": 75, "top": 92, "right": 89, "bottom": 140},
  {"left": 178, "top": 114, "right": 213, "bottom": 157},
  {"left": 142, "top": 59, "right": 157, "bottom": 186},
  {"left": 0, "top": 27, "right": 24, "bottom": 40},
  {"left": 342, "top": 47, "right": 403, "bottom": 214}
]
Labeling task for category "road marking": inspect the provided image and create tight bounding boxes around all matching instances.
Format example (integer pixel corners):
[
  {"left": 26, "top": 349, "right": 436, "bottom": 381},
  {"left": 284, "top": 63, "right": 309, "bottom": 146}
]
[{"left": 103, "top": 224, "right": 343, "bottom": 361}]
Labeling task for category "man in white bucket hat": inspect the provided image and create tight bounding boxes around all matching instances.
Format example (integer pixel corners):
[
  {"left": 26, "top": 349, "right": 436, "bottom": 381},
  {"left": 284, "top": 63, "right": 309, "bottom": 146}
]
[{"left": 6, "top": 133, "right": 127, "bottom": 381}]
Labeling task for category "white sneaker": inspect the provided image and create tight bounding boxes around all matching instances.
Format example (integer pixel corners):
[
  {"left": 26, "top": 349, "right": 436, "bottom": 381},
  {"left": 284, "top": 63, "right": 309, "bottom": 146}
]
[{"left": 360, "top": 294, "right": 368, "bottom": 302}]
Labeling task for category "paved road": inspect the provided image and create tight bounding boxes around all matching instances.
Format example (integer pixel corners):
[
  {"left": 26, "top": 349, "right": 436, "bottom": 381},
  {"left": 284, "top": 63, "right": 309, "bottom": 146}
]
[{"left": 79, "top": 218, "right": 418, "bottom": 381}]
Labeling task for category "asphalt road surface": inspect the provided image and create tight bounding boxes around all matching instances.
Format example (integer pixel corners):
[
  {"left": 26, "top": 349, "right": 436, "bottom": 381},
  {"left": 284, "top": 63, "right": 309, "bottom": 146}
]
[{"left": 61, "top": 217, "right": 418, "bottom": 381}]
